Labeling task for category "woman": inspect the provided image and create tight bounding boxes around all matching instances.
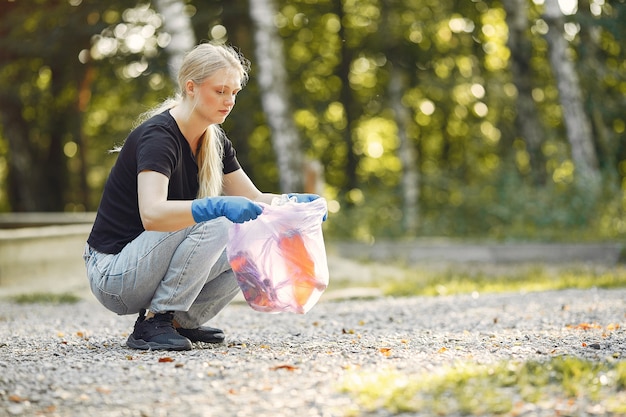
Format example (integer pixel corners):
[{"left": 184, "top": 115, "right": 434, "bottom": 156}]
[{"left": 84, "top": 43, "right": 320, "bottom": 351}]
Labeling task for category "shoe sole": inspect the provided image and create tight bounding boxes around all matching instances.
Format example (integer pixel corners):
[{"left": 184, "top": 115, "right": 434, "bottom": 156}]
[
  {"left": 179, "top": 334, "right": 225, "bottom": 344},
  {"left": 177, "top": 328, "right": 225, "bottom": 344},
  {"left": 126, "top": 335, "right": 192, "bottom": 351}
]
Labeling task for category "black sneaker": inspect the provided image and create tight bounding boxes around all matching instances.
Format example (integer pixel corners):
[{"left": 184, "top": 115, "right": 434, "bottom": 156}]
[
  {"left": 126, "top": 310, "right": 192, "bottom": 351},
  {"left": 177, "top": 326, "right": 225, "bottom": 344}
]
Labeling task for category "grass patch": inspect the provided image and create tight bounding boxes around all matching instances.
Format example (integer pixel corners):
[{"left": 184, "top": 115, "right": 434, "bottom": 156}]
[
  {"left": 379, "top": 264, "right": 626, "bottom": 297},
  {"left": 341, "top": 356, "right": 626, "bottom": 416},
  {"left": 10, "top": 292, "right": 81, "bottom": 304}
]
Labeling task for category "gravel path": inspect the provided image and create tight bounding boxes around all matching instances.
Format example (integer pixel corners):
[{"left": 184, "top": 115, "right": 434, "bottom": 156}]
[{"left": 1, "top": 287, "right": 625, "bottom": 417}]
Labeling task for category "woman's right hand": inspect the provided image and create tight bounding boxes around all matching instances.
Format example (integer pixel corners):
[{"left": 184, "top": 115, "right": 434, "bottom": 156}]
[{"left": 191, "top": 196, "right": 263, "bottom": 224}]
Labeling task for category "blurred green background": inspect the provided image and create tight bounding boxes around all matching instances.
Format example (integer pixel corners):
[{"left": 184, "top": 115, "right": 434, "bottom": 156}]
[{"left": 1, "top": 0, "right": 625, "bottom": 242}]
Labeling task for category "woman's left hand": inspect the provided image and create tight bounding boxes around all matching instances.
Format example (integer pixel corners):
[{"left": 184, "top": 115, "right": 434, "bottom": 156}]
[
  {"left": 288, "top": 193, "right": 327, "bottom": 221},
  {"left": 287, "top": 193, "right": 320, "bottom": 203}
]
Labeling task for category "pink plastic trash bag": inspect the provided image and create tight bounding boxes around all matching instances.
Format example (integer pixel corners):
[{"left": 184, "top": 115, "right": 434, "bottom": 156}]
[{"left": 227, "top": 197, "right": 329, "bottom": 314}]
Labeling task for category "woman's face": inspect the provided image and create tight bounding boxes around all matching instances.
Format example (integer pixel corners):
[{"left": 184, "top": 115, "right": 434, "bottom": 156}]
[{"left": 192, "top": 67, "right": 241, "bottom": 125}]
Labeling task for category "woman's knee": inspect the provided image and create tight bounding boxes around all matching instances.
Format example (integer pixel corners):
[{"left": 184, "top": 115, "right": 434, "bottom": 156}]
[{"left": 193, "top": 217, "right": 230, "bottom": 239}]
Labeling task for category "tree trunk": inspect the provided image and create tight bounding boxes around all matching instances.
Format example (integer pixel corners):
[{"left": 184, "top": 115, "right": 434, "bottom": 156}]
[
  {"left": 76, "top": 64, "right": 96, "bottom": 210},
  {"left": 221, "top": 2, "right": 257, "bottom": 175},
  {"left": 543, "top": 0, "right": 600, "bottom": 182},
  {"left": 389, "top": 65, "right": 419, "bottom": 235},
  {"left": 577, "top": 0, "right": 616, "bottom": 181},
  {"left": 0, "top": 1, "right": 39, "bottom": 211},
  {"left": 333, "top": 0, "right": 359, "bottom": 194},
  {"left": 153, "top": 0, "right": 196, "bottom": 81},
  {"left": 249, "top": 0, "right": 303, "bottom": 192},
  {"left": 44, "top": 62, "right": 75, "bottom": 211},
  {"left": 501, "top": 0, "right": 547, "bottom": 184},
  {"left": 2, "top": 104, "right": 38, "bottom": 211}
]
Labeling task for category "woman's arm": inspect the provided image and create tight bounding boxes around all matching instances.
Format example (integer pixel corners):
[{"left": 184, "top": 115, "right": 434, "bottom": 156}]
[
  {"left": 137, "top": 170, "right": 196, "bottom": 231},
  {"left": 138, "top": 169, "right": 266, "bottom": 231},
  {"left": 222, "top": 169, "right": 279, "bottom": 204},
  {"left": 223, "top": 169, "right": 324, "bottom": 209}
]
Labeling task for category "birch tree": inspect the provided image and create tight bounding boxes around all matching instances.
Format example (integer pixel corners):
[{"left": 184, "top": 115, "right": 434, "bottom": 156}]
[
  {"left": 577, "top": 0, "right": 617, "bottom": 180},
  {"left": 249, "top": 0, "right": 303, "bottom": 192},
  {"left": 153, "top": 0, "right": 196, "bottom": 81},
  {"left": 543, "top": 0, "right": 599, "bottom": 182},
  {"left": 389, "top": 66, "right": 419, "bottom": 235}
]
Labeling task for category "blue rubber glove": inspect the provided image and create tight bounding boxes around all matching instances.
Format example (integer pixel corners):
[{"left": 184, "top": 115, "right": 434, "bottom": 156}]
[
  {"left": 287, "top": 193, "right": 320, "bottom": 203},
  {"left": 191, "top": 197, "right": 263, "bottom": 224},
  {"left": 287, "top": 193, "right": 328, "bottom": 221}
]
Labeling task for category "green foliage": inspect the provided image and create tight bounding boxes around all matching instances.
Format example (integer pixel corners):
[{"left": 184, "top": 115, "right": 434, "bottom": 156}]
[
  {"left": 381, "top": 263, "right": 626, "bottom": 298},
  {"left": 10, "top": 292, "right": 81, "bottom": 305},
  {"left": 0, "top": 0, "right": 169, "bottom": 211},
  {"left": 340, "top": 357, "right": 626, "bottom": 415},
  {"left": 325, "top": 165, "right": 624, "bottom": 241},
  {"left": 421, "top": 169, "right": 605, "bottom": 239},
  {"left": 1, "top": 0, "right": 625, "bottom": 244},
  {"left": 323, "top": 261, "right": 626, "bottom": 298}
]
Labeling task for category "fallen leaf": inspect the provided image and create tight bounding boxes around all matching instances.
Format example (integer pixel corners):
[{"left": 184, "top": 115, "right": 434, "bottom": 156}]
[
  {"left": 96, "top": 387, "right": 110, "bottom": 394},
  {"left": 9, "top": 395, "right": 25, "bottom": 403},
  {"left": 158, "top": 357, "right": 175, "bottom": 363},
  {"left": 271, "top": 364, "right": 298, "bottom": 371},
  {"left": 379, "top": 348, "right": 392, "bottom": 357},
  {"left": 438, "top": 347, "right": 448, "bottom": 353},
  {"left": 567, "top": 323, "right": 602, "bottom": 331}
]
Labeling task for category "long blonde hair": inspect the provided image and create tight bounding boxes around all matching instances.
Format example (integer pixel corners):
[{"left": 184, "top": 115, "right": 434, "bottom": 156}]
[{"left": 136, "top": 43, "right": 250, "bottom": 198}]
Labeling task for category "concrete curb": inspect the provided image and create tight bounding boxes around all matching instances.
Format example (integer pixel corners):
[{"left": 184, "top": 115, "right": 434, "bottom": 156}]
[
  {"left": 0, "top": 224, "right": 91, "bottom": 296},
  {"left": 331, "top": 240, "right": 624, "bottom": 265}
]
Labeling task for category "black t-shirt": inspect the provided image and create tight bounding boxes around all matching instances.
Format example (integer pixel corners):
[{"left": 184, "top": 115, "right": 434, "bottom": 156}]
[{"left": 87, "top": 111, "right": 241, "bottom": 254}]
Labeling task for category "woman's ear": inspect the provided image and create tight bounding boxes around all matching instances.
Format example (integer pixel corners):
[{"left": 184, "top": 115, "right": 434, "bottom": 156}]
[{"left": 184, "top": 80, "right": 195, "bottom": 96}]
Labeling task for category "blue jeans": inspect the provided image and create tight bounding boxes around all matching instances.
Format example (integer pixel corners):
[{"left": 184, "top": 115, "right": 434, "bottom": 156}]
[{"left": 83, "top": 218, "right": 239, "bottom": 329}]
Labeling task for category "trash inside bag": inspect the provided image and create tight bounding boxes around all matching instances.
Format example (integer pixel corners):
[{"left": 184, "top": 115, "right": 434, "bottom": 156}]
[{"left": 227, "top": 197, "right": 329, "bottom": 314}]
